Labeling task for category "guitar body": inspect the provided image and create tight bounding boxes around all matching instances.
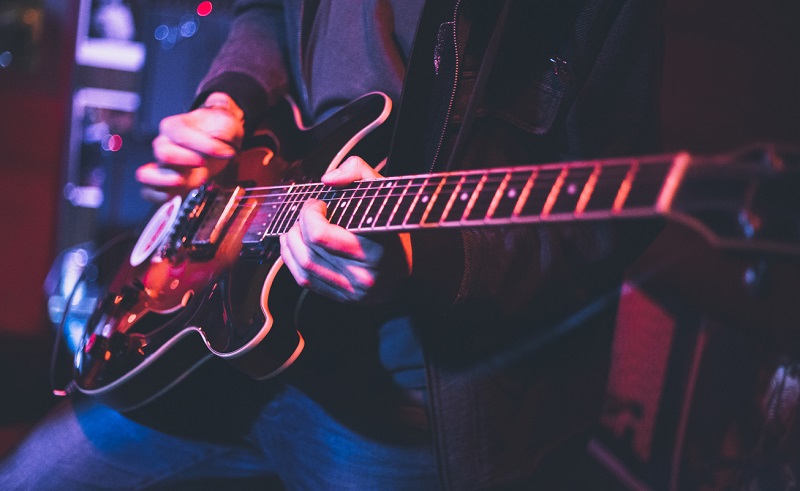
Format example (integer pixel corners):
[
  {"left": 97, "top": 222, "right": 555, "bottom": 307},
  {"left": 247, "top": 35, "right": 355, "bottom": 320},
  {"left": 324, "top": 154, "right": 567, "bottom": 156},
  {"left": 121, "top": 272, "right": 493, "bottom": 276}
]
[{"left": 73, "top": 92, "right": 393, "bottom": 410}]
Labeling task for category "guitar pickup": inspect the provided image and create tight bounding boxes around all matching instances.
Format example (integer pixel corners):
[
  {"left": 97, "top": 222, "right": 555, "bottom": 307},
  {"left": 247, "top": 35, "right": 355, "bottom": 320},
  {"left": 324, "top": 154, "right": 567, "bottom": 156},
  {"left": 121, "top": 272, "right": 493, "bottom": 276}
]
[{"left": 189, "top": 186, "right": 245, "bottom": 259}]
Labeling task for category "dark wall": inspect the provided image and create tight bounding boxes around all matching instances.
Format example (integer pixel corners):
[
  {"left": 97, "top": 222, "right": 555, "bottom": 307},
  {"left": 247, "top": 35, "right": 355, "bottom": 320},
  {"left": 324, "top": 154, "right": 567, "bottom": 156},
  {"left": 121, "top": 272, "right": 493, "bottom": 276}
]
[
  {"left": 661, "top": 0, "right": 800, "bottom": 153},
  {"left": 0, "top": 1, "right": 77, "bottom": 337}
]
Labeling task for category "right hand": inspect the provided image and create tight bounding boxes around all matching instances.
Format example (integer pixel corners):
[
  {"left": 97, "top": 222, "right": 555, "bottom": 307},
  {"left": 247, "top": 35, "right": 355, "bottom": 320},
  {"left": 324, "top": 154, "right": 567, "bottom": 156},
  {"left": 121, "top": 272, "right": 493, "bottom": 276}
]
[{"left": 136, "top": 92, "right": 245, "bottom": 202}]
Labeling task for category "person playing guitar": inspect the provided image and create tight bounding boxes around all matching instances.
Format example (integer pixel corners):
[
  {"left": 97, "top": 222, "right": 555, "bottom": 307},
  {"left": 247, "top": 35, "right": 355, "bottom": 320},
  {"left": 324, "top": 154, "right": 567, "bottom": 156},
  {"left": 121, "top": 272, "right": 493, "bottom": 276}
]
[{"left": 1, "top": 1, "right": 665, "bottom": 489}]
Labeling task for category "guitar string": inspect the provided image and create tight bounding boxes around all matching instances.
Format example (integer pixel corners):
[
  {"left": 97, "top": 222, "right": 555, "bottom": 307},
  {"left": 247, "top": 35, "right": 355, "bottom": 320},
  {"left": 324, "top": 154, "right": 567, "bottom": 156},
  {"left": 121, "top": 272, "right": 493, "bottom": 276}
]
[
  {"left": 230, "top": 167, "right": 644, "bottom": 203},
  {"left": 211, "top": 172, "right": 658, "bottom": 217},
  {"left": 245, "top": 175, "right": 665, "bottom": 235},
  {"left": 235, "top": 173, "right": 653, "bottom": 213},
  {"left": 183, "top": 163, "right": 670, "bottom": 236},
  {"left": 228, "top": 157, "right": 667, "bottom": 196}
]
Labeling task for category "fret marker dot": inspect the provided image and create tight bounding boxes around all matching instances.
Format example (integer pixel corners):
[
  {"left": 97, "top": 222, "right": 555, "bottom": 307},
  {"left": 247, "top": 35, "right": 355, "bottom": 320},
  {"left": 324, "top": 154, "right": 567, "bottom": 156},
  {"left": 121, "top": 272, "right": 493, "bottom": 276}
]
[
  {"left": 366, "top": 217, "right": 373, "bottom": 224},
  {"left": 567, "top": 184, "right": 578, "bottom": 195},
  {"left": 507, "top": 189, "right": 517, "bottom": 198},
  {"left": 341, "top": 201, "right": 348, "bottom": 207},
  {"left": 460, "top": 192, "right": 469, "bottom": 201},
  {"left": 421, "top": 196, "right": 429, "bottom": 203}
]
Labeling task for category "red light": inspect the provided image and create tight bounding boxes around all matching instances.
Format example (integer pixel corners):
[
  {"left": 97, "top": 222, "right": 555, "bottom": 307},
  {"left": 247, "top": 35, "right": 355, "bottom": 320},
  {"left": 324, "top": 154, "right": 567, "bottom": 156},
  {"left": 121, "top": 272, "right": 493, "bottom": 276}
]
[
  {"left": 105, "top": 134, "right": 123, "bottom": 152},
  {"left": 197, "top": 1, "right": 213, "bottom": 17}
]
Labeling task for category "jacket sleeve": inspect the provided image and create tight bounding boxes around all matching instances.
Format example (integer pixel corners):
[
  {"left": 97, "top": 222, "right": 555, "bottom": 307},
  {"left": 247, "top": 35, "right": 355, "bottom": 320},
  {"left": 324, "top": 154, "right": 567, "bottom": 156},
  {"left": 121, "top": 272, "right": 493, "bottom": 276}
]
[
  {"left": 194, "top": 0, "right": 290, "bottom": 133},
  {"left": 405, "top": 0, "right": 664, "bottom": 363}
]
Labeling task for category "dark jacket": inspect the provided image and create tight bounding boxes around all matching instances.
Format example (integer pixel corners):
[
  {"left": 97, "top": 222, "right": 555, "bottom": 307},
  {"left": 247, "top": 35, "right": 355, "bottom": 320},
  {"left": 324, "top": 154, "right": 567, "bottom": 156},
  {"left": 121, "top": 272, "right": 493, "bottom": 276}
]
[{"left": 198, "top": 0, "right": 663, "bottom": 488}]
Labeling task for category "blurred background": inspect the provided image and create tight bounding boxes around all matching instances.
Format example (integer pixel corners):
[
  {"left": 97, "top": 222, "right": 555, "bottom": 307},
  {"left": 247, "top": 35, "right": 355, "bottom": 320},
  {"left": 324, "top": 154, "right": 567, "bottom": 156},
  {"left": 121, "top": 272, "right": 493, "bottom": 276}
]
[
  {"left": 0, "top": 0, "right": 236, "bottom": 456},
  {"left": 0, "top": 0, "right": 798, "bottom": 489}
]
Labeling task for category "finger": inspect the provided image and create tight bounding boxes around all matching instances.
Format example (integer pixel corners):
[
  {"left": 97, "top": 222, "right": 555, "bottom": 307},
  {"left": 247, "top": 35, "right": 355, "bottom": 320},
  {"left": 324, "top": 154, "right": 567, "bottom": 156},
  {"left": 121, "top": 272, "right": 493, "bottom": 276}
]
[
  {"left": 280, "top": 229, "right": 355, "bottom": 295},
  {"left": 136, "top": 163, "right": 209, "bottom": 190},
  {"left": 191, "top": 107, "right": 245, "bottom": 146},
  {"left": 278, "top": 233, "right": 311, "bottom": 288},
  {"left": 159, "top": 114, "right": 239, "bottom": 158},
  {"left": 343, "top": 262, "right": 376, "bottom": 293},
  {"left": 135, "top": 163, "right": 185, "bottom": 187},
  {"left": 322, "top": 156, "right": 382, "bottom": 186},
  {"left": 298, "top": 200, "right": 367, "bottom": 261},
  {"left": 151, "top": 135, "right": 207, "bottom": 168}
]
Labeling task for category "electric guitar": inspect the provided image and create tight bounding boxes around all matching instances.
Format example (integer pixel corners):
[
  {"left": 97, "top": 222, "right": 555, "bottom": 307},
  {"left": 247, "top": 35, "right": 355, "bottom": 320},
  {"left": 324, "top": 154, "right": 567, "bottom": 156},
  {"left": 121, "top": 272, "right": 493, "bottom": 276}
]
[{"left": 69, "top": 92, "right": 800, "bottom": 411}]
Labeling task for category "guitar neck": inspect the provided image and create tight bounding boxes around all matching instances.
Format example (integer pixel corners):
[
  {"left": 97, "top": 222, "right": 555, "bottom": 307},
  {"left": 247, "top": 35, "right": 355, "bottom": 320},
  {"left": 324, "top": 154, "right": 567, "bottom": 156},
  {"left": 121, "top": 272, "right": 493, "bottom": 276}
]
[{"left": 247, "top": 153, "right": 685, "bottom": 238}]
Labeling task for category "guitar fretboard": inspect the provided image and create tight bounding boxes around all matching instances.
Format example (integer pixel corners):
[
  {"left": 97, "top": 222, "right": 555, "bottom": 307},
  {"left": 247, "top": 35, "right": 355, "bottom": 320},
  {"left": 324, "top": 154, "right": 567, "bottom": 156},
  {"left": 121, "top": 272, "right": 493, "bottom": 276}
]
[{"left": 236, "top": 153, "right": 683, "bottom": 245}]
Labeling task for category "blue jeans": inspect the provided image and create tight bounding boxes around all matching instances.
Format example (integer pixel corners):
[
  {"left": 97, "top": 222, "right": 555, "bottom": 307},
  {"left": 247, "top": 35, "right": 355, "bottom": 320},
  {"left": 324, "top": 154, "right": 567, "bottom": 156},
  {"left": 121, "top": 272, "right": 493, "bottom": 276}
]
[{"left": 0, "top": 385, "right": 439, "bottom": 490}]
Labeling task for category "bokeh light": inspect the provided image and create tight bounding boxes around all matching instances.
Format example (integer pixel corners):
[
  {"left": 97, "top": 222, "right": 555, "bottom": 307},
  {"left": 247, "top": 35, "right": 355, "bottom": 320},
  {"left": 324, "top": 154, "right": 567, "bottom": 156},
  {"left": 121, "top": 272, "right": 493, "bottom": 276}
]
[
  {"left": 154, "top": 24, "right": 169, "bottom": 41},
  {"left": 101, "top": 134, "right": 123, "bottom": 152},
  {"left": 180, "top": 15, "right": 198, "bottom": 38},
  {"left": 197, "top": 1, "right": 213, "bottom": 17}
]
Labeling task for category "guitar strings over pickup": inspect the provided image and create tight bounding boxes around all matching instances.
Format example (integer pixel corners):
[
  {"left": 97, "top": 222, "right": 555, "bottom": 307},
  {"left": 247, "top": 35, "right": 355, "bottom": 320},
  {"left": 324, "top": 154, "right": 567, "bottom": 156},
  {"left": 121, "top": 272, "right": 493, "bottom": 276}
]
[{"left": 190, "top": 186, "right": 245, "bottom": 257}]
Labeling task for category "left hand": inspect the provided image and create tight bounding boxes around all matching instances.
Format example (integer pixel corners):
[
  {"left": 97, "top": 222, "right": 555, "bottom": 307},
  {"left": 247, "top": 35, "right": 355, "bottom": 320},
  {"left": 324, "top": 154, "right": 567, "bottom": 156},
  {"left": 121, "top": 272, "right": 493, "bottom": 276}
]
[{"left": 279, "top": 156, "right": 413, "bottom": 304}]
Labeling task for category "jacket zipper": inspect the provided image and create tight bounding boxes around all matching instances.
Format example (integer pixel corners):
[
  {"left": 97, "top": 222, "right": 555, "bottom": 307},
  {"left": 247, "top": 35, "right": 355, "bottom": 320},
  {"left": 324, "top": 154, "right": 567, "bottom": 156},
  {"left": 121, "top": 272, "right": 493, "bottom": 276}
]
[
  {"left": 297, "top": 1, "right": 310, "bottom": 114},
  {"left": 426, "top": 6, "right": 464, "bottom": 487},
  {"left": 428, "top": 0, "right": 462, "bottom": 173}
]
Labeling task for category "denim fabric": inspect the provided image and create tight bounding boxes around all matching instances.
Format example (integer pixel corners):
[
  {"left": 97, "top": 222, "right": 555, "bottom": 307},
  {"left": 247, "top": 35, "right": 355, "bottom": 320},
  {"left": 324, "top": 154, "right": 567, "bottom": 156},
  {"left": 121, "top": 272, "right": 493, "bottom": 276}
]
[{"left": 0, "top": 385, "right": 438, "bottom": 490}]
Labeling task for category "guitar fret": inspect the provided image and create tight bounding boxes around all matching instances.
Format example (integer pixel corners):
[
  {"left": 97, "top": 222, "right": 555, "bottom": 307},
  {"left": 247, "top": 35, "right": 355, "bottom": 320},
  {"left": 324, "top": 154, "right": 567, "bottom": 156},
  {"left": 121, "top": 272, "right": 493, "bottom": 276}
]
[
  {"left": 626, "top": 160, "right": 675, "bottom": 209},
  {"left": 402, "top": 177, "right": 433, "bottom": 226},
  {"left": 541, "top": 167, "right": 568, "bottom": 217},
  {"left": 380, "top": 178, "right": 414, "bottom": 228},
  {"left": 316, "top": 187, "right": 344, "bottom": 231},
  {"left": 327, "top": 186, "right": 357, "bottom": 226},
  {"left": 550, "top": 166, "right": 594, "bottom": 215},
  {"left": 439, "top": 175, "right": 466, "bottom": 223},
  {"left": 372, "top": 180, "right": 399, "bottom": 228},
  {"left": 341, "top": 181, "right": 371, "bottom": 229},
  {"left": 517, "top": 168, "right": 563, "bottom": 217},
  {"left": 422, "top": 175, "right": 460, "bottom": 225},
  {"left": 418, "top": 176, "right": 446, "bottom": 224},
  {"left": 294, "top": 184, "right": 322, "bottom": 230},
  {"left": 442, "top": 175, "right": 482, "bottom": 222},
  {"left": 352, "top": 180, "right": 383, "bottom": 230},
  {"left": 278, "top": 187, "right": 302, "bottom": 233},
  {"left": 575, "top": 164, "right": 602, "bottom": 214},
  {"left": 613, "top": 163, "right": 639, "bottom": 212},
  {"left": 289, "top": 184, "right": 318, "bottom": 234},
  {"left": 487, "top": 172, "right": 525, "bottom": 219},
  {"left": 584, "top": 164, "right": 631, "bottom": 212},
  {"left": 468, "top": 172, "right": 512, "bottom": 221},
  {"left": 461, "top": 174, "right": 488, "bottom": 221},
  {"left": 309, "top": 185, "right": 327, "bottom": 217},
  {"left": 267, "top": 183, "right": 298, "bottom": 235},
  {"left": 512, "top": 169, "right": 538, "bottom": 218},
  {"left": 656, "top": 153, "right": 690, "bottom": 212},
  {"left": 494, "top": 172, "right": 532, "bottom": 219}
]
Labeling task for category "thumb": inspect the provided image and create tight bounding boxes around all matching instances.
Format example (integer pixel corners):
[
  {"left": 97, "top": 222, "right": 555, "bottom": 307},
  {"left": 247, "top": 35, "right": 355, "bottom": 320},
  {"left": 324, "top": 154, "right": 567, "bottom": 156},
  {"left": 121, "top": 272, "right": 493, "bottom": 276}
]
[{"left": 322, "top": 156, "right": 381, "bottom": 185}]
